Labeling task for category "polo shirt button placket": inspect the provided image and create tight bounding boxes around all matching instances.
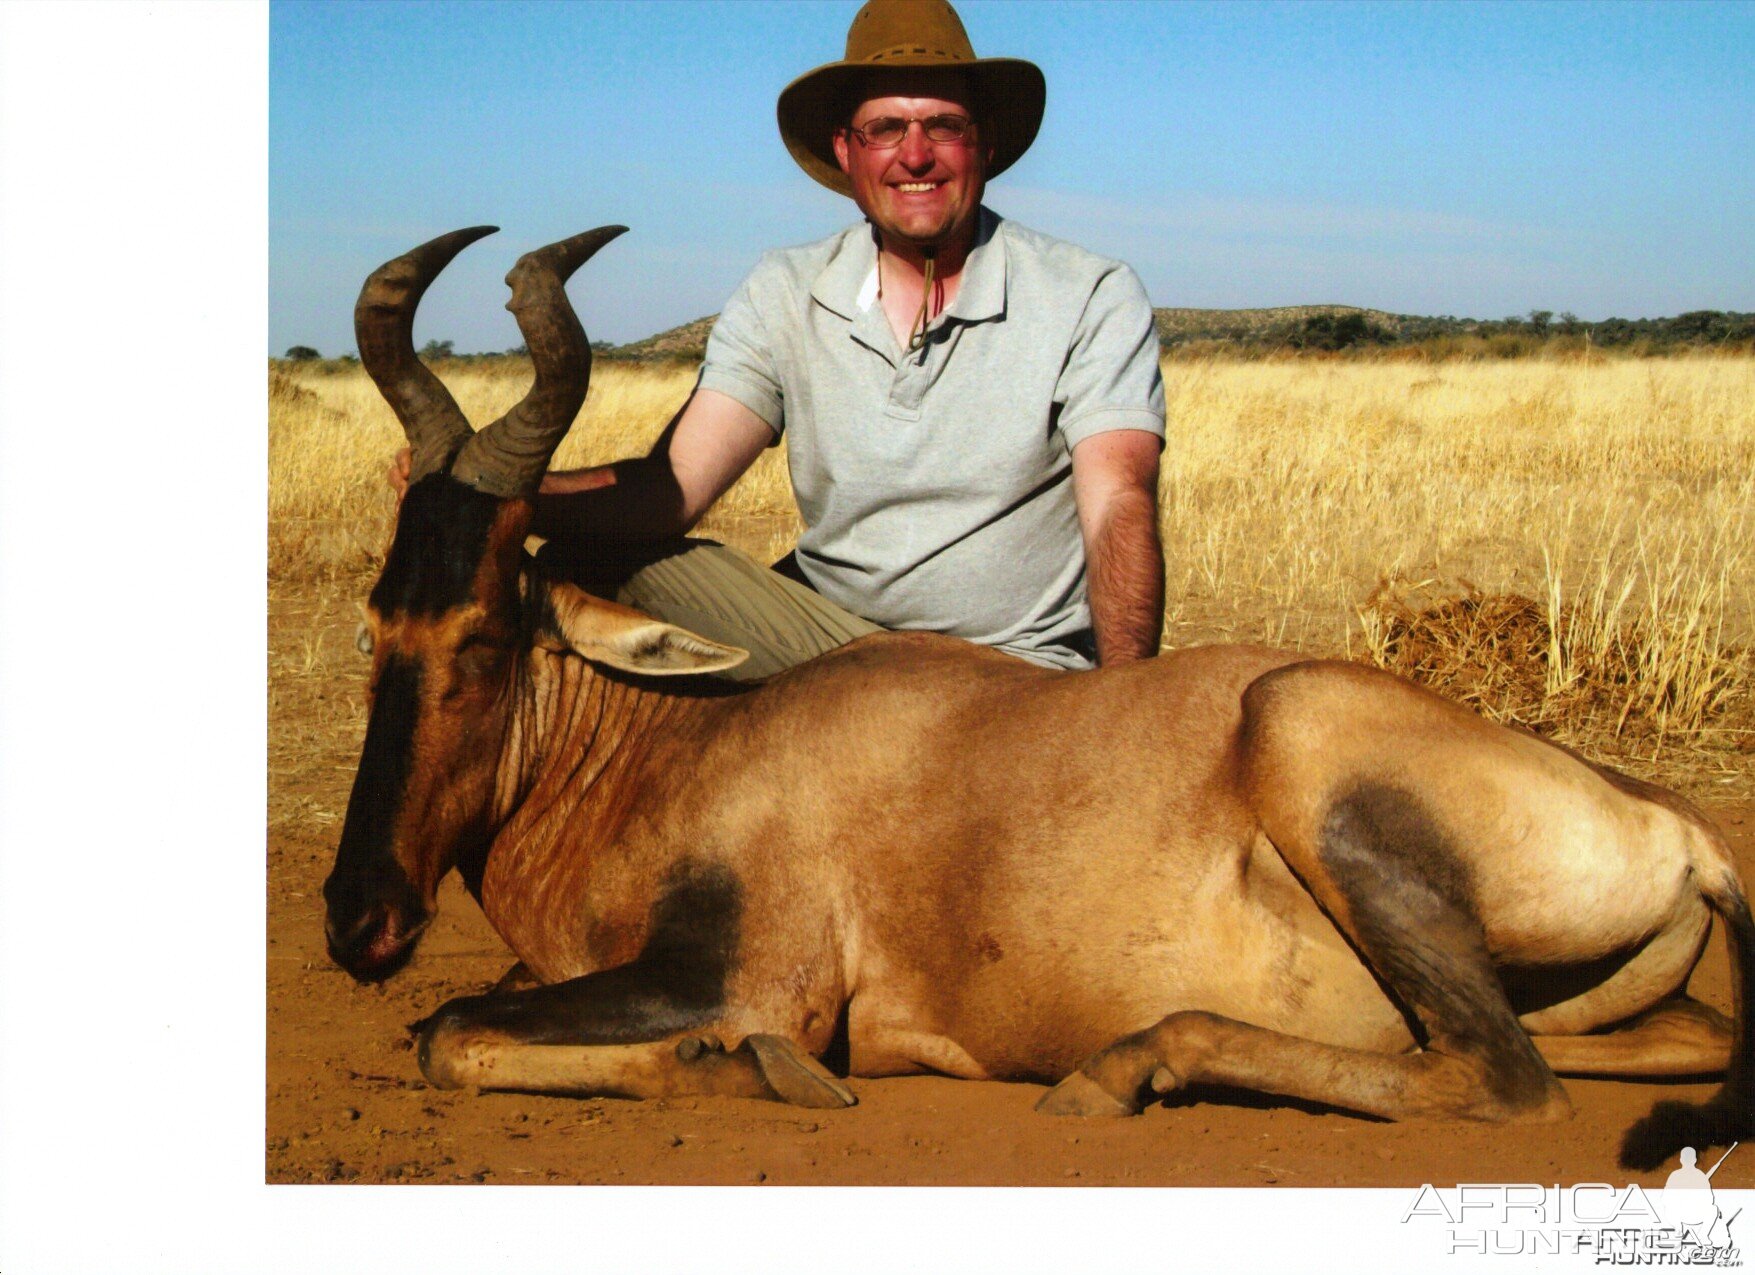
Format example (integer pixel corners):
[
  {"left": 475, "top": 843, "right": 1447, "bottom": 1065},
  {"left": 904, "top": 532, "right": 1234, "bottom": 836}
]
[
  {"left": 887, "top": 360, "right": 926, "bottom": 420},
  {"left": 886, "top": 322, "right": 950, "bottom": 420}
]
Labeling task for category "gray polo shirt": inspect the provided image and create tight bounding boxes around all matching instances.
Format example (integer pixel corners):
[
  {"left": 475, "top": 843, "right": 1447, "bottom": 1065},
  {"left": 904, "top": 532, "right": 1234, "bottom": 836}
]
[{"left": 698, "top": 206, "right": 1165, "bottom": 669}]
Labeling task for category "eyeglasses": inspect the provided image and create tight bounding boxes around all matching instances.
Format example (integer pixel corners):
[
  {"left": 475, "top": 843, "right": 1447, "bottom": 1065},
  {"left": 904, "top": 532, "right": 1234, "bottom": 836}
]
[{"left": 845, "top": 113, "right": 975, "bottom": 149}]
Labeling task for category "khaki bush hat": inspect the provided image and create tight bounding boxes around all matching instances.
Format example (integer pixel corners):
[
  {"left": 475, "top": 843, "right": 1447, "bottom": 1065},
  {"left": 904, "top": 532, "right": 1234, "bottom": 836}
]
[{"left": 777, "top": 0, "right": 1046, "bottom": 197}]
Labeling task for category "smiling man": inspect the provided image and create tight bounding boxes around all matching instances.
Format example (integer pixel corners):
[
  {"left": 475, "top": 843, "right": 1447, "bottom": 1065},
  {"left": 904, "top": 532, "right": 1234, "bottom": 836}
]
[{"left": 522, "top": 0, "right": 1167, "bottom": 676}]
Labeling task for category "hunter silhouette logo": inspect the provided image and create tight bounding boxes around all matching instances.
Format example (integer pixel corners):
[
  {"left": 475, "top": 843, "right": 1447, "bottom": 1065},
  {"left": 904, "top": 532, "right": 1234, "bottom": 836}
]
[
  {"left": 1400, "top": 1143, "right": 1745, "bottom": 1261},
  {"left": 1657, "top": 1143, "right": 1741, "bottom": 1250}
]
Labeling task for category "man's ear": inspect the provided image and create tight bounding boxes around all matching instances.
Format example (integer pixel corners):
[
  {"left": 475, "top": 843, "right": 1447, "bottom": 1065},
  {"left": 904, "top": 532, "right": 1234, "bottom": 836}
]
[{"left": 533, "top": 579, "right": 748, "bottom": 676}]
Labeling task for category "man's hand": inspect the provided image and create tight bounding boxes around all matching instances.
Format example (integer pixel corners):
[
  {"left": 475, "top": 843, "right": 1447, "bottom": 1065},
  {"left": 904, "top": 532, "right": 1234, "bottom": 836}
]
[
  {"left": 531, "top": 388, "right": 774, "bottom": 541},
  {"left": 380, "top": 391, "right": 772, "bottom": 541},
  {"left": 1071, "top": 430, "right": 1164, "bottom": 666},
  {"left": 389, "top": 446, "right": 412, "bottom": 503}
]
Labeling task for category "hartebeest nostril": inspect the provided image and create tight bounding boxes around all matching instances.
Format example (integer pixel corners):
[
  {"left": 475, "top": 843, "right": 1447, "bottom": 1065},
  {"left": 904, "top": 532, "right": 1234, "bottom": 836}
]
[
  {"left": 325, "top": 902, "right": 429, "bottom": 984},
  {"left": 325, "top": 901, "right": 386, "bottom": 954},
  {"left": 324, "top": 901, "right": 387, "bottom": 969}
]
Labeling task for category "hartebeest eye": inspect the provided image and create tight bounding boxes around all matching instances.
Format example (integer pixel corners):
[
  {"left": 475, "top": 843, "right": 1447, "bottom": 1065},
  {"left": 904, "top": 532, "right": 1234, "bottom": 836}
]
[{"left": 454, "top": 634, "right": 514, "bottom": 684}]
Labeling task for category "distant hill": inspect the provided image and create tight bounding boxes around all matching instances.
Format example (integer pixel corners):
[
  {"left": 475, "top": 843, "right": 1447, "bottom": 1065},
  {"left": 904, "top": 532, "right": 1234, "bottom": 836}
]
[
  {"left": 611, "top": 304, "right": 1427, "bottom": 358},
  {"left": 602, "top": 306, "right": 1754, "bottom": 359},
  {"left": 1154, "top": 304, "right": 1413, "bottom": 344},
  {"left": 610, "top": 315, "right": 718, "bottom": 362},
  {"left": 606, "top": 307, "right": 1399, "bottom": 360},
  {"left": 1155, "top": 306, "right": 1755, "bottom": 351}
]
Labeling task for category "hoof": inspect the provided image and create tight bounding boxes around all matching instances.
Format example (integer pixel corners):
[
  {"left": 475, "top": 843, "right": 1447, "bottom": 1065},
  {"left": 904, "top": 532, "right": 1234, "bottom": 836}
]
[
  {"left": 1035, "top": 1069, "right": 1140, "bottom": 1118},
  {"left": 744, "top": 1034, "right": 857, "bottom": 1109},
  {"left": 676, "top": 1034, "right": 726, "bottom": 1062}
]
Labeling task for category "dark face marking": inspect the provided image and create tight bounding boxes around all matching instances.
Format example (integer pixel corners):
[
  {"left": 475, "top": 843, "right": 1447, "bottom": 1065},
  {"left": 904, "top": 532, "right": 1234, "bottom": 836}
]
[
  {"left": 415, "top": 862, "right": 744, "bottom": 1053},
  {"left": 1320, "top": 782, "right": 1554, "bottom": 1108},
  {"left": 324, "top": 473, "right": 530, "bottom": 982},
  {"left": 369, "top": 474, "right": 507, "bottom": 617},
  {"left": 324, "top": 653, "right": 428, "bottom": 980}
]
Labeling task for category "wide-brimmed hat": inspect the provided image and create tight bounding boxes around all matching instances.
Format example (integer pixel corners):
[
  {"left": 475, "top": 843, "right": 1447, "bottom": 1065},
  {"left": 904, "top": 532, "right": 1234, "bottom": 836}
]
[{"left": 777, "top": 0, "right": 1046, "bottom": 197}]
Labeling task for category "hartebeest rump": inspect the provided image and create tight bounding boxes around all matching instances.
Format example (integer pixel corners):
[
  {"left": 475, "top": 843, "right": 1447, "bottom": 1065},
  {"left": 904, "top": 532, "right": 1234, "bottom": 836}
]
[{"left": 322, "top": 226, "right": 1752, "bottom": 1169}]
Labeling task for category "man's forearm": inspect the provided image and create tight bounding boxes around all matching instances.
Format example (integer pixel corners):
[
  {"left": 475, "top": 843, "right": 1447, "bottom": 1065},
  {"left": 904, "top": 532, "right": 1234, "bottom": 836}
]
[
  {"left": 1085, "top": 487, "right": 1164, "bottom": 665},
  {"left": 530, "top": 390, "right": 775, "bottom": 544}
]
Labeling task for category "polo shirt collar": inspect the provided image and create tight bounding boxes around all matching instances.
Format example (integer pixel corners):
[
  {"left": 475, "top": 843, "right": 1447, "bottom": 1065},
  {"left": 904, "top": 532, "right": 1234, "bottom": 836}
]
[
  {"left": 809, "top": 205, "right": 1008, "bottom": 323},
  {"left": 946, "top": 206, "right": 1006, "bottom": 322},
  {"left": 810, "top": 225, "right": 878, "bottom": 320}
]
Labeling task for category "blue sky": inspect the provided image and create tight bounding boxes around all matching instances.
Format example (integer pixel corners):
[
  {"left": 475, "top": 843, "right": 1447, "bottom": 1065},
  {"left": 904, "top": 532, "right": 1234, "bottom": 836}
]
[{"left": 273, "top": 0, "right": 1755, "bottom": 355}]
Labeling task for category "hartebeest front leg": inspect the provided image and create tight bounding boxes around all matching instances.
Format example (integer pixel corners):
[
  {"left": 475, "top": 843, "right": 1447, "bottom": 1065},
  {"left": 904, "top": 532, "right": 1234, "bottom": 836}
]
[
  {"left": 413, "top": 973, "right": 854, "bottom": 1108},
  {"left": 419, "top": 1025, "right": 854, "bottom": 1107}
]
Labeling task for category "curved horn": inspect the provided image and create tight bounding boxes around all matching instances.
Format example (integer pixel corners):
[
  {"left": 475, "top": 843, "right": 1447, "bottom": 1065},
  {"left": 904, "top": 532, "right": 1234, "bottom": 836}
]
[
  {"left": 450, "top": 225, "right": 628, "bottom": 499},
  {"left": 354, "top": 225, "right": 499, "bottom": 484}
]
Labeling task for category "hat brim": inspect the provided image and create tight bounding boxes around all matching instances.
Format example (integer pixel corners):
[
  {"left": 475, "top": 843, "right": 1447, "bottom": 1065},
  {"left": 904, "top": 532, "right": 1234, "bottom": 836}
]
[{"left": 777, "top": 57, "right": 1045, "bottom": 196}]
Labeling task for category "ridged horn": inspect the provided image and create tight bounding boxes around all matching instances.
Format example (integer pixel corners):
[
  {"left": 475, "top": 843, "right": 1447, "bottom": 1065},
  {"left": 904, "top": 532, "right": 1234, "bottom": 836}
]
[
  {"left": 450, "top": 225, "right": 628, "bottom": 499},
  {"left": 354, "top": 226, "right": 499, "bottom": 485}
]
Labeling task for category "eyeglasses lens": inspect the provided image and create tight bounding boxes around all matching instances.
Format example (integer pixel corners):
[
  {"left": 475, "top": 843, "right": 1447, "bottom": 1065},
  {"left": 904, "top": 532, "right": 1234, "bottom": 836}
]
[{"left": 855, "top": 115, "right": 971, "bottom": 148}]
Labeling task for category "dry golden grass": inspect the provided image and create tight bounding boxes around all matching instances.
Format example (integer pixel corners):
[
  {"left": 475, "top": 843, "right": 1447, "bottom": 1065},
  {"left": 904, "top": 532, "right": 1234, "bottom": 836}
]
[
  {"left": 270, "top": 359, "right": 798, "bottom": 577},
  {"left": 269, "top": 354, "right": 1753, "bottom": 794}
]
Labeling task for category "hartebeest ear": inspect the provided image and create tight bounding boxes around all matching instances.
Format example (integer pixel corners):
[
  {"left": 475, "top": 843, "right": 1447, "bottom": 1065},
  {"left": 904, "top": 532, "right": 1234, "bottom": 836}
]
[{"left": 534, "top": 579, "right": 748, "bottom": 676}]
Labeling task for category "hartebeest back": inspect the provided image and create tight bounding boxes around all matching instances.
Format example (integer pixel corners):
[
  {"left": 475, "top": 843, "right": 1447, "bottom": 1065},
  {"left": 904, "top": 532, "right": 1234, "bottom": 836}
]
[{"left": 323, "top": 227, "right": 1753, "bottom": 1169}]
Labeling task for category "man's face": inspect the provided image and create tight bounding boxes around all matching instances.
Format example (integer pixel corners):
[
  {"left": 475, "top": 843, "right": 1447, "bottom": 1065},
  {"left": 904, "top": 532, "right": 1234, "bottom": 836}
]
[{"left": 831, "top": 71, "right": 992, "bottom": 252}]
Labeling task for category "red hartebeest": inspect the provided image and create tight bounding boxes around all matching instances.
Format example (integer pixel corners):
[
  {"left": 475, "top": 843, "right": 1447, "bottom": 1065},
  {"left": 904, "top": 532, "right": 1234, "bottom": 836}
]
[{"left": 322, "top": 226, "right": 1752, "bottom": 1169}]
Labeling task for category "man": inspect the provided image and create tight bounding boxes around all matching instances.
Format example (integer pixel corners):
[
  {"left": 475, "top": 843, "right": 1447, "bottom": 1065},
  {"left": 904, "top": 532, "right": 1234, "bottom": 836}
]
[{"left": 402, "top": 0, "right": 1167, "bottom": 678}]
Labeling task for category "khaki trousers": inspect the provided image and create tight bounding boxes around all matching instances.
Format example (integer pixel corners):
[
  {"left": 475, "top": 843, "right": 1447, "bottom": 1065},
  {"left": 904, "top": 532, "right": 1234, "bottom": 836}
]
[{"left": 566, "top": 539, "right": 882, "bottom": 681}]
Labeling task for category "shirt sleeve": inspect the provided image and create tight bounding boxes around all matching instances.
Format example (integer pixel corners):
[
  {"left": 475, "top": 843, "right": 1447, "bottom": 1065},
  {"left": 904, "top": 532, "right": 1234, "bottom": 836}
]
[
  {"left": 1053, "top": 263, "right": 1167, "bottom": 451},
  {"left": 698, "top": 266, "right": 785, "bottom": 436}
]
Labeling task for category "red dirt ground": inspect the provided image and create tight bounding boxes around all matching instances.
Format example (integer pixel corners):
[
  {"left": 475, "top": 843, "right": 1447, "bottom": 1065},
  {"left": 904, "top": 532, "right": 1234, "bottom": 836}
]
[{"left": 267, "top": 580, "right": 1755, "bottom": 1189}]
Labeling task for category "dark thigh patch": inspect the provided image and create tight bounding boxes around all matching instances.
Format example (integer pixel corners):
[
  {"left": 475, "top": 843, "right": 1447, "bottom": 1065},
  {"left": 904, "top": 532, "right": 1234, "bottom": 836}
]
[{"left": 1319, "top": 783, "right": 1547, "bottom": 1103}]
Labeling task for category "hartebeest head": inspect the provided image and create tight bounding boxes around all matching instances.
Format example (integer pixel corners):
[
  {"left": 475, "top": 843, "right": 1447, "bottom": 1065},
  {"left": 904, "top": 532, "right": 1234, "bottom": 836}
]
[{"left": 323, "top": 227, "right": 745, "bottom": 982}]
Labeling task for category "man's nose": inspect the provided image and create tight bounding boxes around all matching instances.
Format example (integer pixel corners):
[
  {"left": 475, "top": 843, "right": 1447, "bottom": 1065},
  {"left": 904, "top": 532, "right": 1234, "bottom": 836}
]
[{"left": 897, "top": 121, "right": 935, "bottom": 168}]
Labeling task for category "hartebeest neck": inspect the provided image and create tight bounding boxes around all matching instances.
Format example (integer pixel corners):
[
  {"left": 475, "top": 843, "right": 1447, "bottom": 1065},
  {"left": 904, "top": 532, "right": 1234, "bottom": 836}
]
[{"left": 477, "top": 648, "right": 729, "bottom": 977}]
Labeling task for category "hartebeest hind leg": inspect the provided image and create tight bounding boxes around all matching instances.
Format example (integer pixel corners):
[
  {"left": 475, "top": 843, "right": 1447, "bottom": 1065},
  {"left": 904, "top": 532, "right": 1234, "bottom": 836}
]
[
  {"left": 1039, "top": 1007, "right": 1571, "bottom": 1122},
  {"left": 1039, "top": 1000, "right": 1735, "bottom": 1123},
  {"left": 1532, "top": 1000, "right": 1735, "bottom": 1077},
  {"left": 1046, "top": 669, "right": 1575, "bottom": 1124}
]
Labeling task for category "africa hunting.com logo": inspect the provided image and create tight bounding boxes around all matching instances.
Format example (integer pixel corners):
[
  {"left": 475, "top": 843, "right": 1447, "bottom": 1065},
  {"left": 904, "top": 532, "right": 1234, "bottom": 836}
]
[{"left": 1401, "top": 1144, "right": 1744, "bottom": 1264}]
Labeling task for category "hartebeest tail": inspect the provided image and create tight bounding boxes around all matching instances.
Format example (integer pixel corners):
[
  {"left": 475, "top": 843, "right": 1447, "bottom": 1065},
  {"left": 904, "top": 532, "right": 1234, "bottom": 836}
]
[{"left": 1621, "top": 857, "right": 1755, "bottom": 1170}]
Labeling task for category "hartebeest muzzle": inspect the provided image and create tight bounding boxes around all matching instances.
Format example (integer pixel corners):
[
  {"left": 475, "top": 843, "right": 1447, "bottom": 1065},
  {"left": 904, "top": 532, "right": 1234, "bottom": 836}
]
[{"left": 323, "top": 649, "right": 433, "bottom": 981}]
